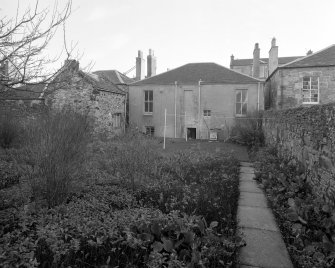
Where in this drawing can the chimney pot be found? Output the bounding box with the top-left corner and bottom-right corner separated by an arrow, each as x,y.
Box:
230,54 -> 235,69
271,37 -> 276,47
269,37 -> 278,75
307,49 -> 313,55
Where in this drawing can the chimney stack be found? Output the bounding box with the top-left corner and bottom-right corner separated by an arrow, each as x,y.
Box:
64,59 -> 79,72
252,43 -> 260,78
147,49 -> 156,78
307,49 -> 313,55
268,37 -> 278,75
136,50 -> 145,81
230,54 -> 234,69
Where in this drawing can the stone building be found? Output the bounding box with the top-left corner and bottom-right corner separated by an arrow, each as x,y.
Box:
264,44 -> 335,110
230,39 -> 302,79
129,62 -> 263,140
1,60 -> 128,136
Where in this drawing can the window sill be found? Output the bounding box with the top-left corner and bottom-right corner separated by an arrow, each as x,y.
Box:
235,114 -> 247,117
143,113 -> 153,116
302,102 -> 319,105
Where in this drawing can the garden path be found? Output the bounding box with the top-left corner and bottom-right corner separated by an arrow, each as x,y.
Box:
237,162 -> 293,268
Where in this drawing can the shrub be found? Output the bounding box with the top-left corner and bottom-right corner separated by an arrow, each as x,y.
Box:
0,114 -> 21,148
94,128 -> 161,190
253,147 -> 335,268
18,108 -> 92,208
230,111 -> 264,149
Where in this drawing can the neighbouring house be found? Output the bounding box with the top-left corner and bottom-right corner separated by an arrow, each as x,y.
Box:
129,62 -> 263,140
264,43 -> 335,110
93,69 -> 135,125
230,39 -> 303,79
1,60 -> 128,136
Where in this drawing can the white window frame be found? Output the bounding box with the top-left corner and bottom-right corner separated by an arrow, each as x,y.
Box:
235,89 -> 248,117
302,76 -> 319,104
144,90 -> 153,114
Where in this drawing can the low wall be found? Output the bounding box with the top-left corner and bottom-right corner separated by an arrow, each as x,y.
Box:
263,104 -> 335,202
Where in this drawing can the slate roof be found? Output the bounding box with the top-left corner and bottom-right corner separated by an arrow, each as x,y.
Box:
131,62 -> 262,86
280,44 -> 335,69
0,84 -> 45,100
93,70 -> 134,84
231,56 -> 302,66
82,72 -> 126,94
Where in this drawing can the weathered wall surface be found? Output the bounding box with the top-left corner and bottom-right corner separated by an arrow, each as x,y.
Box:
263,104 -> 335,201
47,74 -> 125,136
265,66 -> 335,110
129,82 -> 263,139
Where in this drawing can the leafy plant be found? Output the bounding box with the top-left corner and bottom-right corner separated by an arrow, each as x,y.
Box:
253,147 -> 335,268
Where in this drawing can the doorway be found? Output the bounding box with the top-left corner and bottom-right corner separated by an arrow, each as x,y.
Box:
187,128 -> 196,139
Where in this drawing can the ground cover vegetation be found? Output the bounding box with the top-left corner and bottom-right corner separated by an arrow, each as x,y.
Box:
0,110 -> 244,267
252,147 -> 335,268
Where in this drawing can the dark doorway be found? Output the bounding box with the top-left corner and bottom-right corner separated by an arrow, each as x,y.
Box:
187,128 -> 196,139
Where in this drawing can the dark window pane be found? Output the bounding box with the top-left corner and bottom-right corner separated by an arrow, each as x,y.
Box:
149,90 -> 153,100
149,102 -> 153,112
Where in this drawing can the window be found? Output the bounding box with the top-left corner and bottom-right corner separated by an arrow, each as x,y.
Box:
203,110 -> 211,117
145,126 -> 154,136
236,89 -> 248,116
113,113 -> 121,128
302,76 -> 319,104
144,90 -> 153,113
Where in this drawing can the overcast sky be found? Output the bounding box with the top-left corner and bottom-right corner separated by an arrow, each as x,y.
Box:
2,0 -> 335,78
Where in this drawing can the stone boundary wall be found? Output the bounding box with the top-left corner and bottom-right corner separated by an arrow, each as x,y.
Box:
263,103 -> 335,202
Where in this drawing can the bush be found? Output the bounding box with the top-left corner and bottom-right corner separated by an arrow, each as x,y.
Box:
93,128 -> 161,190
0,114 -> 21,148
18,108 -> 92,208
253,147 -> 335,268
230,111 -> 264,149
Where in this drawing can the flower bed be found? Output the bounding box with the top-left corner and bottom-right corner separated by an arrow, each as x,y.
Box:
252,147 -> 335,268
0,139 -> 243,267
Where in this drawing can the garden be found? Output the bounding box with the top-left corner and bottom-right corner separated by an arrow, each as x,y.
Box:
252,147 -> 335,268
0,110 -> 244,267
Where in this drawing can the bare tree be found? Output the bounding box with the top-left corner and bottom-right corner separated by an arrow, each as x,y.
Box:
0,0 -> 73,89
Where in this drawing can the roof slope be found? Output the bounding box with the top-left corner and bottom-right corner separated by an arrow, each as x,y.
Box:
280,44 -> 335,68
232,56 -> 302,66
93,70 -> 134,84
131,62 -> 261,85
0,84 -> 45,100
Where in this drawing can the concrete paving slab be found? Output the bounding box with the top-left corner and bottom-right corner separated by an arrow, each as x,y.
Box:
240,162 -> 253,167
239,181 -> 263,194
237,206 -> 279,232
240,173 -> 255,181
238,228 -> 293,268
240,166 -> 255,174
239,192 -> 268,208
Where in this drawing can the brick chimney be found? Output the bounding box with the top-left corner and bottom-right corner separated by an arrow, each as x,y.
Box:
136,50 -> 145,81
230,55 -> 234,69
268,37 -> 278,75
147,49 -> 156,78
252,43 -> 260,78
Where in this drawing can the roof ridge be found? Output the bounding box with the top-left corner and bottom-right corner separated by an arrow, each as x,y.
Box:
130,64 -> 187,85
280,44 -> 335,68
214,63 -> 263,82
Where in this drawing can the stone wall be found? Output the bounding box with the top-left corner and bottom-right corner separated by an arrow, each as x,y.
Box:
47,73 -> 126,136
263,103 -> 335,201
265,66 -> 335,110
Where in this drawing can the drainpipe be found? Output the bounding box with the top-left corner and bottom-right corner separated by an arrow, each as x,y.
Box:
198,79 -> 202,139
257,82 -> 260,111
174,81 -> 177,138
